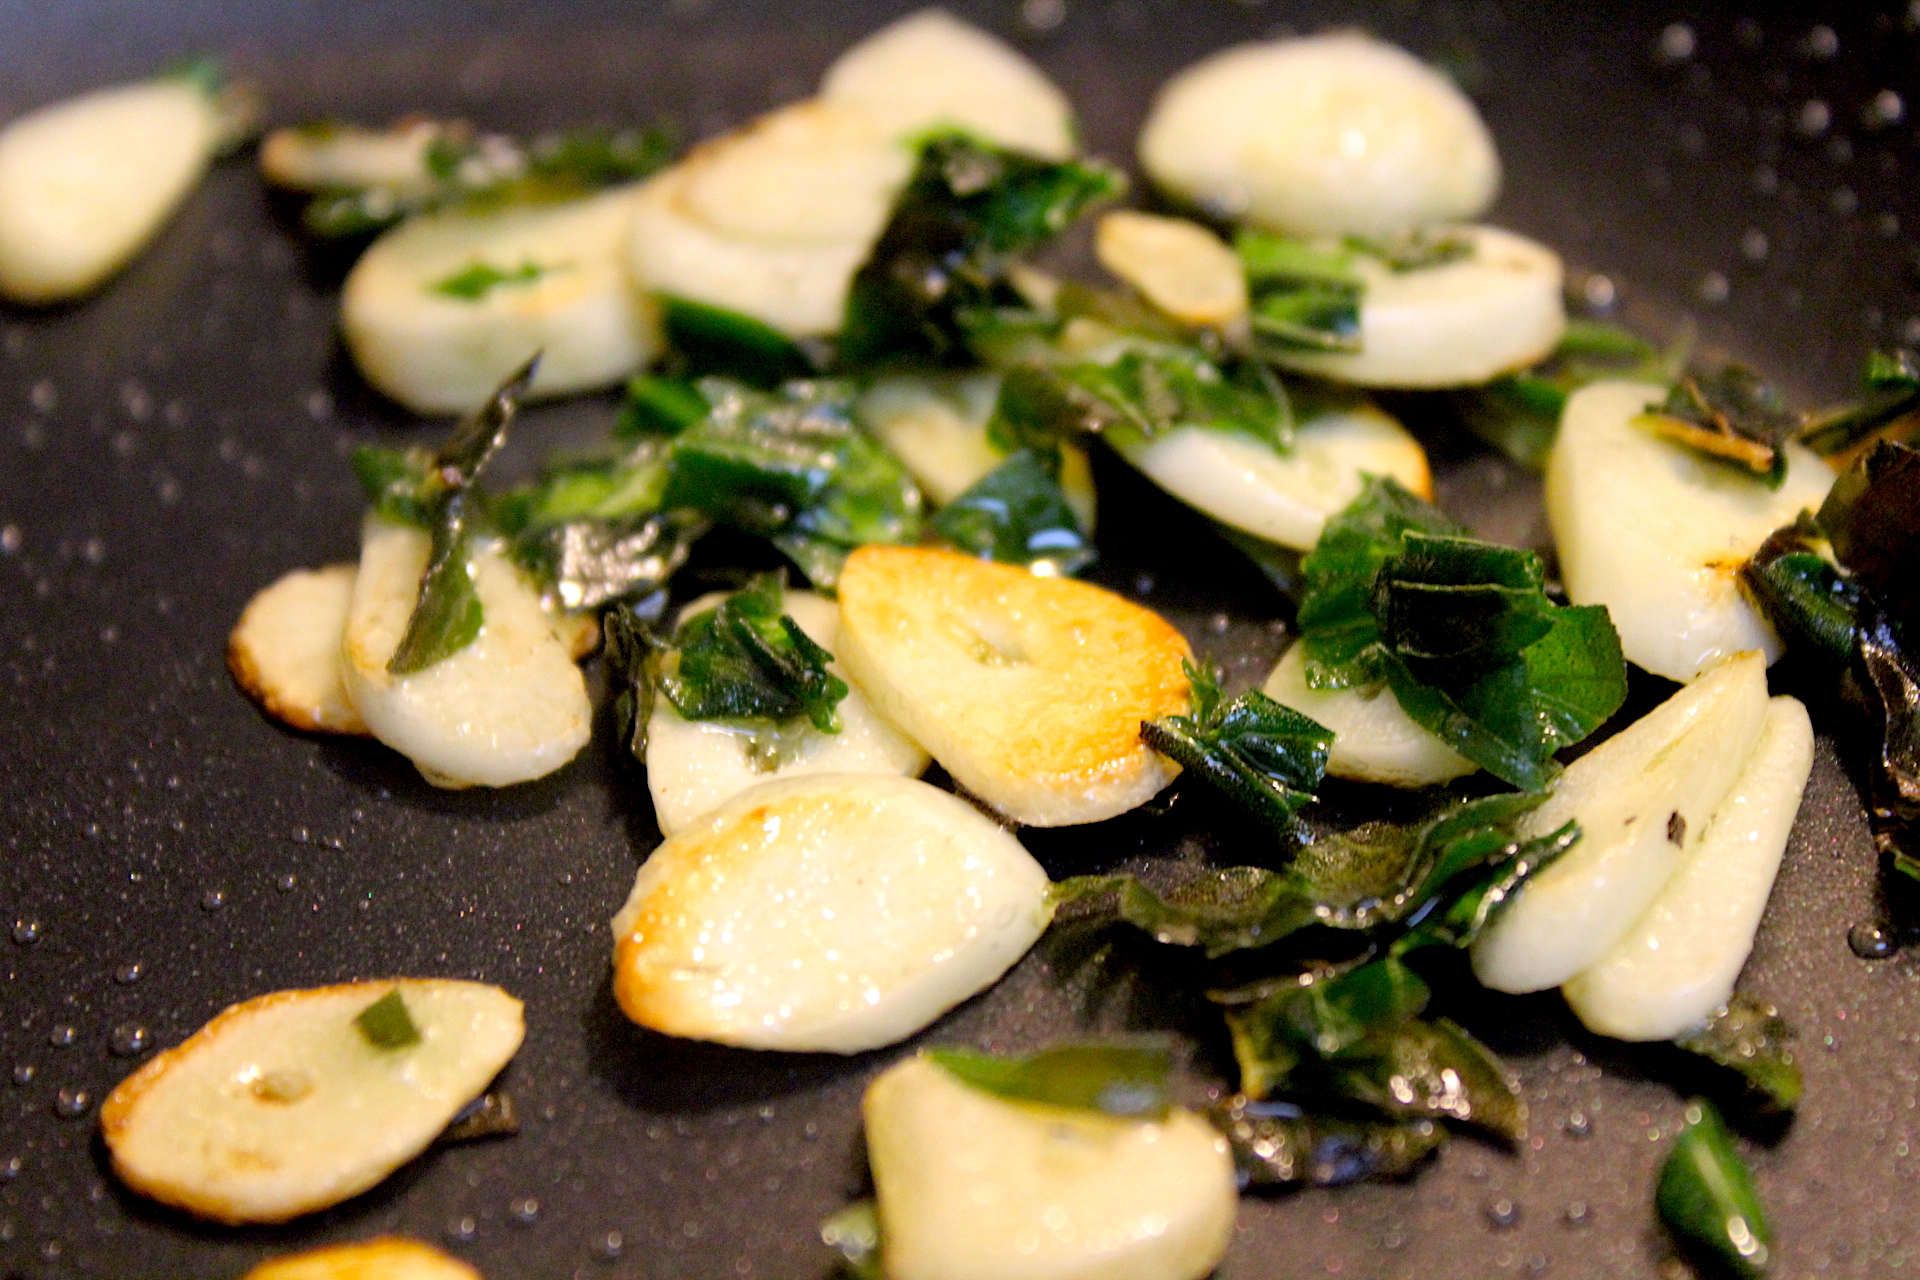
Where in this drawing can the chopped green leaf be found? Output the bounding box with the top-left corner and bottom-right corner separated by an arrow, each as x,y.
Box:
352,445 -> 436,528
840,132 -> 1123,367
928,448 -> 1093,574
658,294 -> 814,387
1856,609 -> 1920,883
1050,348 -> 1293,450
1331,1017 -> 1526,1140
1657,1098 -> 1773,1279
1225,956 -> 1431,1071
1450,319 -> 1672,470
1344,229 -> 1475,273
1211,1095 -> 1445,1186
603,601 -> 657,765
619,373 -> 712,438
654,572 -> 849,738
1798,347 -> 1920,457
1236,230 -> 1362,354
432,259 -> 550,300
1139,661 -> 1332,832
1637,365 -> 1796,487
927,1042 -> 1173,1120
821,1200 -> 883,1280
1675,997 -> 1801,1117
1739,517 -> 1860,668
354,988 -> 422,1050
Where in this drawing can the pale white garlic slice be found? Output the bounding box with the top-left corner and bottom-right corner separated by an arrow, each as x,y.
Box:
821,8 -> 1077,161
611,773 -> 1052,1053
1267,226 -> 1565,389
0,75 -> 228,303
644,589 -> 929,835
342,516 -> 590,789
1094,211 -> 1249,329
834,546 -> 1191,827
1261,642 -> 1475,787
229,564 -> 370,736
243,1237 -> 480,1280
1562,695 -> 1813,1041
1139,32 -> 1499,240
101,980 -> 523,1225
259,120 -> 446,194
1548,380 -> 1837,683
864,1055 -> 1237,1280
341,182 -> 659,414
855,371 -> 1097,532
1471,651 -> 1771,994
1104,397 -> 1429,551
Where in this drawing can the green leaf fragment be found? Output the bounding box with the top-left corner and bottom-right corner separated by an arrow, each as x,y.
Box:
432,259 -> 551,300
655,572 -> 849,736
386,498 -> 486,675
1797,346 -> 1920,457
1211,1095 -> 1445,1186
354,988 -> 422,1050
1451,320 -> 1671,470
929,448 -> 1093,574
1637,365 -> 1796,488
1675,997 -> 1801,1116
821,1200 -> 883,1280
1657,1098 -> 1774,1279
1330,1017 -> 1526,1140
1051,347 -> 1294,451
1140,661 -> 1331,833
1236,230 -> 1362,354
1225,956 -> 1431,1070
927,1042 -> 1173,1120
620,373 -> 712,438
658,294 -> 814,387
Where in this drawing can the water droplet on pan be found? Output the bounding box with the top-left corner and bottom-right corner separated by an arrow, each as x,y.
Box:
52,1087 -> 90,1118
510,1196 -> 541,1225
201,890 -> 226,911
47,1026 -> 76,1048
109,1025 -> 151,1057
1485,1198 -> 1521,1229
11,919 -> 40,945
115,962 -> 144,984
1849,922 -> 1896,958
446,1216 -> 478,1245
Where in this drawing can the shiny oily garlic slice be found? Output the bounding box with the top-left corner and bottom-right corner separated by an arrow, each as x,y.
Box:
611,773 -> 1052,1053
1261,642 -> 1474,787
856,371 -> 1097,532
1548,380 -> 1837,683
1268,225 -> 1566,389
0,74 -> 229,303
834,546 -> 1192,827
1563,695 -> 1813,1041
1094,211 -> 1248,329
1472,651 -> 1771,995
1138,31 -> 1499,240
101,980 -> 524,1225
242,1237 -> 480,1280
342,182 -> 659,414
229,564 -> 370,736
821,8 -> 1077,161
865,1056 -> 1237,1280
342,516 -> 590,788
644,589 -> 929,835
1104,397 -> 1430,552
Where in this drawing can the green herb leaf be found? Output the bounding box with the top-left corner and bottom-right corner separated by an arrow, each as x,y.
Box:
1055,348 -> 1293,450
1236,230 -> 1362,354
820,1200 -> 883,1280
354,988 -> 422,1050
352,445 -> 437,527
1739,516 -> 1860,668
432,259 -> 550,300
1225,956 -> 1432,1071
1450,320 -> 1671,470
1797,347 -> 1920,457
1331,1017 -> 1526,1140
1211,1095 -> 1445,1186
620,373 -> 712,438
1657,1098 -> 1774,1279
1344,229 -> 1475,273
1139,661 -> 1332,832
1856,608 -> 1920,883
655,572 -> 849,735
1675,997 -> 1801,1117
1637,365 -> 1797,487
927,1042 -> 1173,1120
603,601 -> 657,765
658,294 -> 814,388
928,448 -> 1093,574
840,132 -> 1123,368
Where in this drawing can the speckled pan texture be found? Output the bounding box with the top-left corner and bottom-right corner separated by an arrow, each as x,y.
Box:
0,2 -> 1917,1278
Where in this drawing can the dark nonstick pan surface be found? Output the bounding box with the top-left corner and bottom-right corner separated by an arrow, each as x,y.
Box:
2,3 -> 1918,1277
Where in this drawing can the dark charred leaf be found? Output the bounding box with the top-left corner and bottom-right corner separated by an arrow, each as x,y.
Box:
658,294 -> 815,387
1797,347 -> 1920,458
1050,867 -> 1330,959
603,601 -> 657,764
440,1090 -> 519,1143
1674,997 -> 1801,1117
655,572 -> 849,734
1740,521 -> 1860,669
1395,821 -> 1582,951
1331,1018 -> 1526,1140
1139,661 -> 1332,833
1450,319 -> 1673,469
1211,1095 -> 1445,1187
929,448 -> 1093,574
353,988 -> 422,1050
840,132 -> 1123,368
1236,230 -> 1362,354
513,510 -> 708,611
1657,1098 -> 1774,1279
820,1200 -> 882,1280
1818,440 -> 1920,639
927,1041 -> 1174,1119
1637,365 -> 1796,487
1856,608 -> 1920,882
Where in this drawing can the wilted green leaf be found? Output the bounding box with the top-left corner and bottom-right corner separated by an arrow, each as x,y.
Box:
1675,996 -> 1801,1117
654,572 -> 849,735
929,448 -> 1092,574
1139,661 -> 1332,832
928,1042 -> 1174,1120
1657,1098 -> 1774,1279
1211,1095 -> 1445,1186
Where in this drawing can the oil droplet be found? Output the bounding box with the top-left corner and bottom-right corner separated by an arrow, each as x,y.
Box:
276,874 -> 298,893
1741,229 -> 1769,261
1019,0 -> 1066,30
11,919 -> 40,945
116,962 -> 144,984
0,1156 -> 21,1181
1563,1110 -> 1592,1138
1563,1200 -> 1591,1226
1698,272 -> 1730,304
446,1216 -> 478,1245
109,1025 -> 151,1057
1485,1198 -> 1520,1229
201,890 -> 227,911
510,1196 -> 541,1225
0,525 -> 18,554
1523,1255 -> 1550,1277
1868,90 -> 1906,128
47,1026 -> 76,1048
1657,23 -> 1695,61
1804,24 -> 1839,58
1797,100 -> 1832,136
598,1230 -> 625,1260
10,1065 -> 33,1086
53,1086 -> 90,1118
1850,922 -> 1896,958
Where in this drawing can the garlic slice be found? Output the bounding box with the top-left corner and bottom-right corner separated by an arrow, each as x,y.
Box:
229,565 -> 370,736
243,1237 -> 480,1280
1261,642 -> 1475,787
1094,211 -> 1249,329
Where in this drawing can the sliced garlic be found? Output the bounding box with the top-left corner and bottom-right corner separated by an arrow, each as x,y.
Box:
341,182 -> 659,414
1094,211 -> 1248,328
1104,397 -> 1429,551
1261,642 -> 1475,787
229,564 -> 370,736
644,589 -> 929,835
1548,380 -> 1837,683
865,1056 -> 1237,1280
259,120 -> 445,194
1471,651 -> 1771,994
1562,695 -> 1814,1041
856,371 -> 1097,532
243,1237 -> 481,1280
1139,32 -> 1498,240
834,546 -> 1191,826
101,980 -> 523,1225
342,516 -> 590,789
0,75 -> 226,303
1267,225 -> 1565,389
611,773 -> 1052,1053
